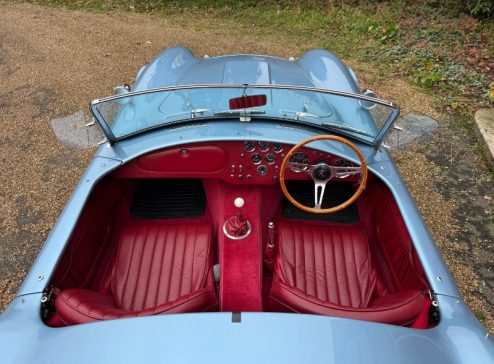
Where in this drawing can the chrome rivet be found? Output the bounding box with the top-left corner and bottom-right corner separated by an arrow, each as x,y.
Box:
40,296 -> 48,303
436,276 -> 443,282
100,163 -> 106,168
181,149 -> 188,155
37,275 -> 44,281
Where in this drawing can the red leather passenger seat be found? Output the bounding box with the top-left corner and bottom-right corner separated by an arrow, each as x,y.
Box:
56,223 -> 218,325
269,222 -> 425,325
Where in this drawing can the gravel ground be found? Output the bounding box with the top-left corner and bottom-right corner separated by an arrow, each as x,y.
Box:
0,2 -> 492,331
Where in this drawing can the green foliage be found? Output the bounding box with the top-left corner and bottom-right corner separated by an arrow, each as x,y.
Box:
467,0 -> 494,19
367,23 -> 400,43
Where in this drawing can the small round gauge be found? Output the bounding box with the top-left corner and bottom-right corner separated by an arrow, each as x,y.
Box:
334,158 -> 353,167
288,152 -> 309,172
333,158 -> 354,178
258,141 -> 270,152
289,152 -> 309,165
265,154 -> 276,165
257,165 -> 269,176
244,141 -> 255,152
272,143 -> 284,153
250,153 -> 262,164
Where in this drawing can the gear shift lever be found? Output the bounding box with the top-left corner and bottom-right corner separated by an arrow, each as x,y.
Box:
223,197 -> 252,239
234,197 -> 244,220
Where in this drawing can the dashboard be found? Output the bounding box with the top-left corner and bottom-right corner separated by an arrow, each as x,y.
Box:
114,140 -> 358,184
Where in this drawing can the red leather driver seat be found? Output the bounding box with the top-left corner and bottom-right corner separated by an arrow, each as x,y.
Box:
55,222 -> 218,325
269,222 -> 426,325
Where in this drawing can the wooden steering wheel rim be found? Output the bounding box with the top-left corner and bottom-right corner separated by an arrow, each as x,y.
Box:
279,135 -> 368,214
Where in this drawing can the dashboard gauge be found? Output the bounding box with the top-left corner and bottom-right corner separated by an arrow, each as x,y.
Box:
257,165 -> 268,176
244,141 -> 255,152
250,153 -> 262,164
333,158 -> 353,178
265,154 -> 276,165
272,143 -> 284,153
258,141 -> 270,152
334,158 -> 353,167
288,152 -> 309,172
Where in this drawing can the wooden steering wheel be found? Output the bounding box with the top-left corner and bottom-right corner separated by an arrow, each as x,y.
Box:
279,135 -> 368,214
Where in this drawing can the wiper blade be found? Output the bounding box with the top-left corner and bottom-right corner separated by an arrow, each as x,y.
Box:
321,122 -> 373,137
213,109 -> 265,116
214,109 -> 265,122
280,109 -> 322,120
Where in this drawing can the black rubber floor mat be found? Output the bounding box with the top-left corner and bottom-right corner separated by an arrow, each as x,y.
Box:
282,181 -> 359,223
131,179 -> 206,219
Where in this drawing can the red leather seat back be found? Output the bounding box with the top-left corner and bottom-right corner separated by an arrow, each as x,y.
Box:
113,223 -> 213,311
270,222 -> 426,325
53,221 -> 217,326
275,223 -> 376,308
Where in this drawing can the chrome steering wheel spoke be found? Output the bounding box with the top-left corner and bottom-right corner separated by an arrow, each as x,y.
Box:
287,161 -> 312,173
331,166 -> 362,178
314,181 -> 328,210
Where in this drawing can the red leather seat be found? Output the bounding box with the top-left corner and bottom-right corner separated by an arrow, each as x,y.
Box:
56,223 -> 218,325
269,222 -> 425,325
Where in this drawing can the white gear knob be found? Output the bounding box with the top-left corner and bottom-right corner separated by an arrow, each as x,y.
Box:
234,197 -> 244,208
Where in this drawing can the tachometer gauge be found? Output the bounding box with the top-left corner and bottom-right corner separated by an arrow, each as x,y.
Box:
244,141 -> 255,152
272,143 -> 284,153
251,153 -> 262,164
265,154 -> 276,165
258,141 -> 270,152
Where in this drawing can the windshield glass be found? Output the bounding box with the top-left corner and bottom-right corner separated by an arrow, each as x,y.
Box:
91,85 -> 399,145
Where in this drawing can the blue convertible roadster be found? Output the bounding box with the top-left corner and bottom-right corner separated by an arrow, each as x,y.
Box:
0,47 -> 492,363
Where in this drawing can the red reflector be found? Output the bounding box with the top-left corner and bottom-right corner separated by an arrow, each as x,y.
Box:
229,94 -> 267,110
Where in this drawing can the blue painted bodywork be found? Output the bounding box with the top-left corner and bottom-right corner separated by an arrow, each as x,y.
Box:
1,47 -> 493,363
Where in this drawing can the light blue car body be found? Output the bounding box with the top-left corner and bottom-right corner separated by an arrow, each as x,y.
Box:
0,47 -> 492,363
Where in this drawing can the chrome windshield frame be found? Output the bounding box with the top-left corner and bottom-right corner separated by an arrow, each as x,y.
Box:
90,84 -> 400,146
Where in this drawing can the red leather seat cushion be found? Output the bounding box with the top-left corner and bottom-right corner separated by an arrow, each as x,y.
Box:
56,222 -> 217,325
270,222 -> 425,325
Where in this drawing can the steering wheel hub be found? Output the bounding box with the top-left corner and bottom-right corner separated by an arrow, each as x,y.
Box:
312,164 -> 332,182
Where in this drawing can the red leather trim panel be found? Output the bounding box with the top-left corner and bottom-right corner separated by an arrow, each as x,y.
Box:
137,145 -> 228,172
365,182 -> 428,291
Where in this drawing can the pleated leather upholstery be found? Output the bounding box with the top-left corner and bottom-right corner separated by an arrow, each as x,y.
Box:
113,224 -> 213,311
275,222 -> 376,307
56,222 -> 217,325
270,222 -> 425,325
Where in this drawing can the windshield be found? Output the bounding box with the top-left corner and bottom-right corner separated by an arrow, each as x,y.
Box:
91,85 -> 399,145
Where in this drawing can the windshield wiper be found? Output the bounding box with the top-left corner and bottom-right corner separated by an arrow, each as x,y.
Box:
214,109 -> 265,122
280,109 -> 322,120
213,109 -> 265,116
321,122 -> 373,138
